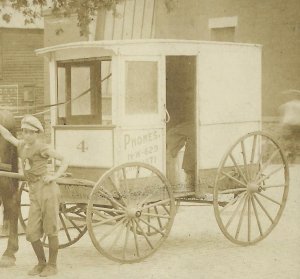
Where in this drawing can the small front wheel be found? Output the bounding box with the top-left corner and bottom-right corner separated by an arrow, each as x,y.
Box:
86,162 -> 176,263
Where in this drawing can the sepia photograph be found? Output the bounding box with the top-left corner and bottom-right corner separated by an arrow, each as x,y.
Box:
0,0 -> 299,278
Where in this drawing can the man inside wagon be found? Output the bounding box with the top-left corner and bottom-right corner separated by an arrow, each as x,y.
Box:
166,121 -> 195,191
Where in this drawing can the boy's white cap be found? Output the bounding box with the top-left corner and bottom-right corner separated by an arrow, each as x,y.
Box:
21,115 -> 44,132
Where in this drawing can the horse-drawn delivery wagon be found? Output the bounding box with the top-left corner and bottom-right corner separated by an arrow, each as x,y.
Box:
2,40 -> 289,263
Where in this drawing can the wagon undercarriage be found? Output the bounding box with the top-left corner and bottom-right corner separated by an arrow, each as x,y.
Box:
16,130 -> 289,263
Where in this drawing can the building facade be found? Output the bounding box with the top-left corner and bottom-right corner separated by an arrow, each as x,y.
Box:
0,16 -> 44,134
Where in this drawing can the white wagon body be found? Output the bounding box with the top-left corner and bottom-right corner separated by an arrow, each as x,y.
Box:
37,39 -> 261,194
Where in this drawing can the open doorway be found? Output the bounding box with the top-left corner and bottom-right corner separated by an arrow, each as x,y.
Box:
166,56 -> 197,192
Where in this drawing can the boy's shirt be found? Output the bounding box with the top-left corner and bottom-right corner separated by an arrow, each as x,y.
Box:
18,140 -> 50,182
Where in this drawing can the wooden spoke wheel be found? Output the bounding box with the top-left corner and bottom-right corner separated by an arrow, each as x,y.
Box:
214,131 -> 289,245
18,182 -> 87,249
86,162 -> 176,263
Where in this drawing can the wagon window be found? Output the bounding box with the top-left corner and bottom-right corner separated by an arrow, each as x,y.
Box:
56,59 -> 112,125
71,66 -> 91,115
125,61 -> 158,114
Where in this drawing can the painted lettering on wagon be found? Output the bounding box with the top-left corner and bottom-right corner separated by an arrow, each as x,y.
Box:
123,130 -> 160,165
124,130 -> 159,150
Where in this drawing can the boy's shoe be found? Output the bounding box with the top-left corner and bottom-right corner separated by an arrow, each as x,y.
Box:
28,264 -> 46,276
39,264 -> 58,277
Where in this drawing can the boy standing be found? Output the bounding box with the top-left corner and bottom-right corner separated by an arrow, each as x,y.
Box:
0,115 -> 68,277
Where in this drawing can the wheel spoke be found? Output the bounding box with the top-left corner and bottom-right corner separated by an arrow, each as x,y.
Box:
141,212 -> 171,219
99,218 -> 127,242
68,217 -> 84,233
256,192 -> 281,206
147,208 -> 150,234
235,195 -> 248,239
63,205 -> 78,213
138,187 -> 166,207
142,199 -> 171,211
65,215 -> 86,222
219,187 -> 247,194
131,220 -> 140,257
154,206 -> 163,230
251,196 -> 263,236
122,168 -> 130,201
162,204 -> 170,215
248,196 -> 251,242
253,195 -> 274,223
139,217 -> 165,236
250,135 -> 257,164
255,144 -> 264,169
92,208 -> 112,218
93,206 -> 125,214
261,184 -> 286,189
122,221 -> 130,260
91,209 -> 115,219
108,220 -> 127,253
221,171 -> 247,188
134,219 -> 153,249
225,194 -> 247,229
73,211 -> 86,219
95,187 -> 126,210
241,140 -> 249,180
229,153 -> 248,184
220,192 -> 246,214
59,213 -> 72,242
256,166 -> 284,184
255,149 -> 280,180
108,176 -> 127,206
92,213 -> 126,226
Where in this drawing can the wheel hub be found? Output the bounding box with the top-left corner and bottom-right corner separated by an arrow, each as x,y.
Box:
126,207 -> 141,218
247,181 -> 260,193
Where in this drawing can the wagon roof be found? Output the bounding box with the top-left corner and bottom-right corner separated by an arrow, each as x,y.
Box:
36,39 -> 262,58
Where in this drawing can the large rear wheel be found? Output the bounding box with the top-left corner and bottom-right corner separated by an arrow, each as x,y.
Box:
214,131 -> 289,245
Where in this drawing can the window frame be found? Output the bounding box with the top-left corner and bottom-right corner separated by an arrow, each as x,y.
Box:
56,57 -> 111,125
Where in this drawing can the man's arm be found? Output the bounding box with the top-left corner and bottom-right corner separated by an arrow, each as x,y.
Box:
0,125 -> 19,147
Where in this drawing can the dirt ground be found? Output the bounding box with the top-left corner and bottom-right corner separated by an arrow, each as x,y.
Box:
1,165 -> 300,279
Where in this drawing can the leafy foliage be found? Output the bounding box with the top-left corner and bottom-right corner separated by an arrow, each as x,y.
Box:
0,0 -> 177,36
0,0 -> 122,36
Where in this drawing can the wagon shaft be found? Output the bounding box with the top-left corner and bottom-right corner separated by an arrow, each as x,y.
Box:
0,162 -> 12,172
0,170 -> 24,180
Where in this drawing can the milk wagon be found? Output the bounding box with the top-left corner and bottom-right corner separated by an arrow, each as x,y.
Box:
13,40 -> 288,263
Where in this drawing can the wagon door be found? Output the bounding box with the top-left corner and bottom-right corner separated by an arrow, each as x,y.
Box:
196,44 -> 262,197
117,56 -> 166,172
